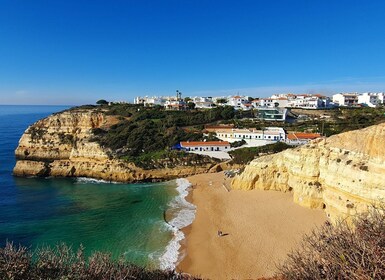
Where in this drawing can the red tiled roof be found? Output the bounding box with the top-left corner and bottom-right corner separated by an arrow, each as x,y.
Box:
287,133 -> 322,140
180,141 -> 230,147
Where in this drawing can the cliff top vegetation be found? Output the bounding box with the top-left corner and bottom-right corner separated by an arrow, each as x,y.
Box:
82,103 -> 235,167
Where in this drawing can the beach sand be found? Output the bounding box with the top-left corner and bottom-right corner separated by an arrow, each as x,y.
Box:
177,172 -> 326,279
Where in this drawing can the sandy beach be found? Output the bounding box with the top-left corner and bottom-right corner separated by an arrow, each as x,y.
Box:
177,172 -> 327,279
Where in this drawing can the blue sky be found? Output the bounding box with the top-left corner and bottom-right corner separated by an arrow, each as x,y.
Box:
1,0 -> 385,105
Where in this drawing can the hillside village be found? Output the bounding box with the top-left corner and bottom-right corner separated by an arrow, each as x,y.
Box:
125,91 -> 384,158
134,91 -> 385,108
131,91 -> 385,122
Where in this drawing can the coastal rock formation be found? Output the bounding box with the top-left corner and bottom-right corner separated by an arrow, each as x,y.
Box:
13,108 -> 217,182
231,123 -> 385,221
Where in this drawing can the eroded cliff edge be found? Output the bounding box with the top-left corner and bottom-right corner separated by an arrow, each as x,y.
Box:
231,123 -> 385,221
13,108 -> 219,182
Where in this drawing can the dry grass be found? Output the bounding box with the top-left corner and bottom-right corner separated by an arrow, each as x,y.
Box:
278,207 -> 385,280
0,242 -> 199,280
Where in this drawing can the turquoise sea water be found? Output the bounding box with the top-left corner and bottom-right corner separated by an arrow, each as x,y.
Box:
0,105 -> 193,269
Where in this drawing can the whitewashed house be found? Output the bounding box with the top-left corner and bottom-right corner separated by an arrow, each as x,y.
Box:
144,97 -> 166,107
164,100 -> 188,110
180,141 -> 230,151
251,99 -> 260,108
258,98 -> 275,108
287,94 -> 330,109
195,101 -> 215,109
374,92 -> 385,104
272,97 -> 289,108
358,92 -> 380,107
134,97 -> 146,104
191,97 -> 215,109
212,96 -> 229,105
228,95 -> 249,110
332,93 -> 359,107
215,127 -> 286,142
240,103 -> 253,111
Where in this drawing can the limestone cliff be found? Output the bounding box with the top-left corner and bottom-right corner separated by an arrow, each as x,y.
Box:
231,123 -> 385,221
13,108 -> 218,182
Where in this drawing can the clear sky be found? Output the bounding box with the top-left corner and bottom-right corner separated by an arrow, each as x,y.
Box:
1,0 -> 385,105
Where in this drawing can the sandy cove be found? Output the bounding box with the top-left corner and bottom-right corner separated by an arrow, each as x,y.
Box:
177,172 -> 327,279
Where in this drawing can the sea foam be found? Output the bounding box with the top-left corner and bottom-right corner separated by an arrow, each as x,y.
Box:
75,177 -> 122,184
159,178 -> 196,270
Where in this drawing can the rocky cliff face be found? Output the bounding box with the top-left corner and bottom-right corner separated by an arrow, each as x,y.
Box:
13,108 -> 217,182
231,123 -> 385,221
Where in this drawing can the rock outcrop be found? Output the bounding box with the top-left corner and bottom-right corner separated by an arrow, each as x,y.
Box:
231,123 -> 385,221
13,108 -> 217,182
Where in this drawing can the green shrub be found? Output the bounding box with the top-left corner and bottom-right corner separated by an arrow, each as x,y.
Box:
230,139 -> 246,148
229,142 -> 292,164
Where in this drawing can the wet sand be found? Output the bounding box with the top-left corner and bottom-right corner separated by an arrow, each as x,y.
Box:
177,172 -> 326,279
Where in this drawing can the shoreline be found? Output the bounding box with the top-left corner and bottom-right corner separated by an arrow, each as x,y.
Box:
177,171 -> 327,279
159,178 -> 196,270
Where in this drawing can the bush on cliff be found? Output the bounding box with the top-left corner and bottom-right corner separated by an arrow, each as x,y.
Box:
0,242 -> 198,280
278,207 -> 385,280
229,142 -> 292,164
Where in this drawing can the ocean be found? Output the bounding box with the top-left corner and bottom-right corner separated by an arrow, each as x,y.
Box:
0,105 -> 195,269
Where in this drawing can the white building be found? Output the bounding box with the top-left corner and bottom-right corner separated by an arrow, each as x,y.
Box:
250,99 -> 260,108
192,97 -> 215,109
286,132 -> 322,145
272,97 -> 289,108
257,97 -> 289,108
134,97 -> 146,104
240,103 -> 253,111
215,127 -> 286,142
191,96 -> 212,103
332,93 -> 359,107
258,98 -> 276,108
195,101 -> 215,109
180,141 -> 230,151
228,95 -> 250,110
164,100 -> 188,110
358,92 -> 380,107
212,96 -> 229,105
374,92 -> 385,104
287,94 -> 331,109
144,97 -> 167,107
